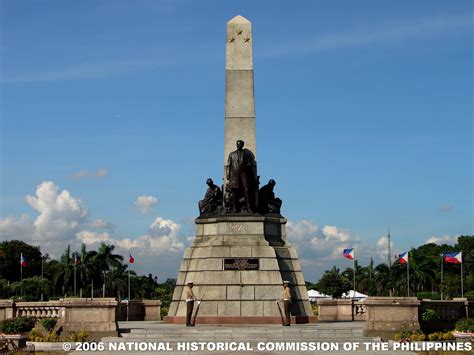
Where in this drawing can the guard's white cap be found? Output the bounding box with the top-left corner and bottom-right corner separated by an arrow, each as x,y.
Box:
187,280 -> 194,284
283,280 -> 289,284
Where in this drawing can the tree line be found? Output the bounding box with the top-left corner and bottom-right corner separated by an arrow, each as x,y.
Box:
308,235 -> 474,299
0,240 -> 174,303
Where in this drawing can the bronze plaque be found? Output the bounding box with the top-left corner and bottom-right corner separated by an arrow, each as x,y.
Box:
223,258 -> 259,270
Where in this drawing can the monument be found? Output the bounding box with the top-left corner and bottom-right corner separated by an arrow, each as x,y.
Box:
165,15 -> 313,324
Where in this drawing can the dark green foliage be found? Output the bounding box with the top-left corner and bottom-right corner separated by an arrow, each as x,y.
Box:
39,318 -> 57,332
0,317 -> 36,334
0,241 -> 41,282
155,279 -> 176,317
455,318 -> 474,333
312,235 -> 473,298
315,266 -> 351,299
422,309 -> 439,321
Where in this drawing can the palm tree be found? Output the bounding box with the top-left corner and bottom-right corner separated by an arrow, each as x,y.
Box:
342,261 -> 368,293
95,243 -> 123,270
74,244 -> 98,297
374,263 -> 394,296
54,246 -> 74,296
105,263 -> 130,299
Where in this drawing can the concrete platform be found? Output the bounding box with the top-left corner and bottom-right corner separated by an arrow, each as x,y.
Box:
67,321 -> 415,354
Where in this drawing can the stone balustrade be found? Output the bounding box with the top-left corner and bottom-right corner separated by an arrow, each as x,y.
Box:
0,298 -> 119,336
15,301 -> 63,318
317,299 -> 366,321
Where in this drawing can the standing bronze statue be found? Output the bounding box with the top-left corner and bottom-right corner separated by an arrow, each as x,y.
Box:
198,178 -> 222,216
226,140 -> 258,213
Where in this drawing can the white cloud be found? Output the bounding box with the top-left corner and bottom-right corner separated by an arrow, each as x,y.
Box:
25,181 -> 88,243
70,169 -> 108,180
76,217 -> 185,256
88,219 -> 115,229
0,214 -> 34,241
426,235 -> 459,245
287,220 -> 361,263
376,235 -> 395,264
1,180 -> 188,279
76,230 -> 113,245
134,195 -> 158,214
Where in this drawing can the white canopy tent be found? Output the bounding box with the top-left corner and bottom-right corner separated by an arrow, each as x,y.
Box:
307,289 -> 331,302
341,290 -> 368,300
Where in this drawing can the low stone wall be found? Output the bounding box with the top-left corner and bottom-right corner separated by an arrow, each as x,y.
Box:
364,297 -> 420,337
317,299 -> 366,321
116,300 -> 162,321
59,298 -> 118,332
0,300 -> 14,321
0,298 -> 118,335
143,300 -> 162,321
419,298 -> 469,332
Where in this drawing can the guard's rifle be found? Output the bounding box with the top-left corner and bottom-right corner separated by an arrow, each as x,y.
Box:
192,291 -> 205,326
276,300 -> 285,325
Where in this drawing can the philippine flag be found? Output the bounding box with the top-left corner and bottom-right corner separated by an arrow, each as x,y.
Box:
343,248 -> 354,260
444,252 -> 462,264
129,254 -> 135,264
399,251 -> 409,264
20,253 -> 27,267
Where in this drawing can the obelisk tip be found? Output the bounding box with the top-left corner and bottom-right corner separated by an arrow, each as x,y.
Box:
228,15 -> 251,25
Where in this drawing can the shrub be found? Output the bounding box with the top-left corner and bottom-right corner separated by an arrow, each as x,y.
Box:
421,309 -> 439,322
409,330 -> 425,341
455,318 -> 474,333
442,331 -> 455,340
69,330 -> 89,342
28,329 -> 44,342
427,331 -> 456,341
428,331 -> 443,341
0,316 -> 36,334
394,330 -> 412,341
39,318 -> 57,332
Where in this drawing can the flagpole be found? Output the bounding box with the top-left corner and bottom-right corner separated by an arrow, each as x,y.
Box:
460,257 -> 463,298
127,252 -> 131,322
440,254 -> 443,301
20,252 -> 23,298
407,254 -> 410,297
353,258 -> 356,300
74,256 -> 77,297
38,246 -> 44,301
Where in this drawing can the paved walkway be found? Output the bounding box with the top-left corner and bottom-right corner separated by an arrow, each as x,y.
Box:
68,321 -> 415,354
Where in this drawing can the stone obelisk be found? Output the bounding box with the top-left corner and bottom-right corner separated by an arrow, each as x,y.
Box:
165,15 -> 313,324
224,15 -> 256,183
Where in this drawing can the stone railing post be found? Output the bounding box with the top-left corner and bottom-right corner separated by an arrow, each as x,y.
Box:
364,297 -> 420,337
143,300 -> 162,321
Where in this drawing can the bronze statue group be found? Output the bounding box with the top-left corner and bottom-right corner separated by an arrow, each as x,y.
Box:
191,140 -> 290,326
199,140 -> 282,216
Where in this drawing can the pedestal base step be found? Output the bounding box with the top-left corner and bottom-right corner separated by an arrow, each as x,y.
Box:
164,316 -> 318,325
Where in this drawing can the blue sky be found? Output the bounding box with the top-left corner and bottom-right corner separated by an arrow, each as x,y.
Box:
0,0 -> 472,281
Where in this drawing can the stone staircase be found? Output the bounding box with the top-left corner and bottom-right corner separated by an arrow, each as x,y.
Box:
76,321 -> 396,354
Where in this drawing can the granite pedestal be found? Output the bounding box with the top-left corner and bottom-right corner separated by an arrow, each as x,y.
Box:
165,215 -> 314,324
